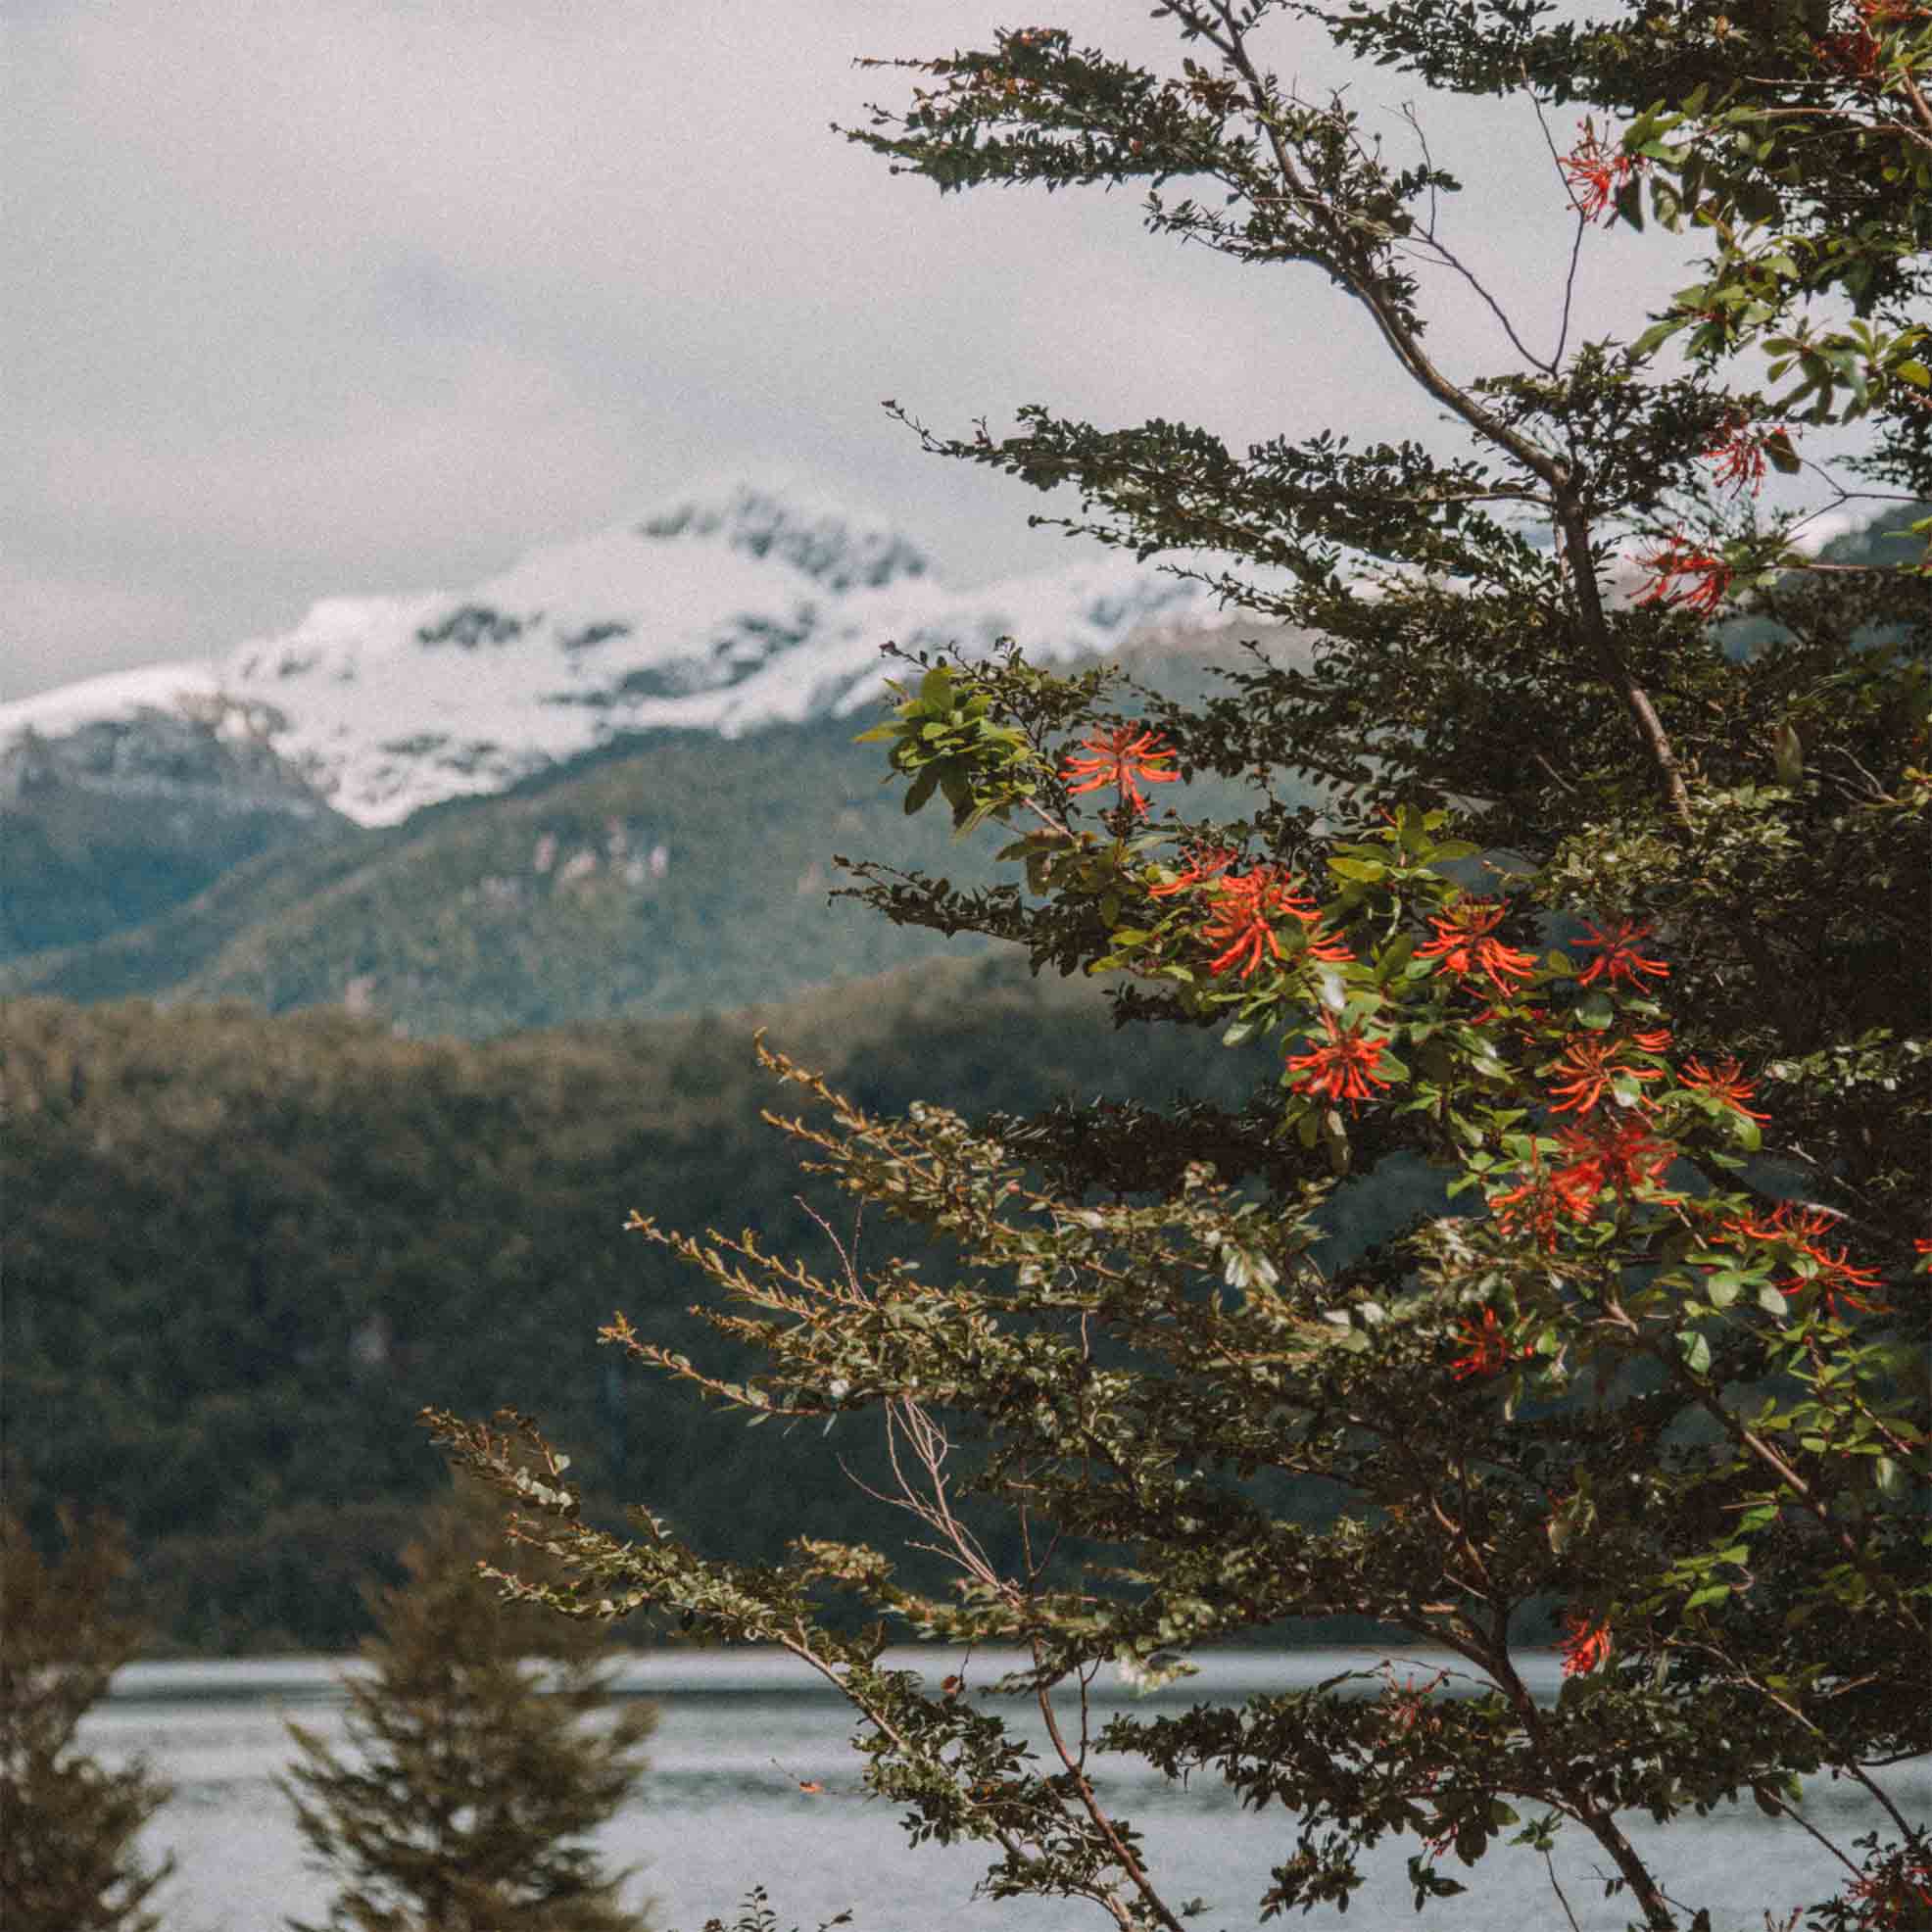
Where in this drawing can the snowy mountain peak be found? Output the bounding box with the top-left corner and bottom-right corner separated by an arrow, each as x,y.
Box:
2,479 -> 1209,827
634,480 -> 933,593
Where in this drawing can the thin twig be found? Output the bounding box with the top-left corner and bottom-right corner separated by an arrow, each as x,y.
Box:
1402,102 -> 1557,373
1544,1849 -> 1585,1932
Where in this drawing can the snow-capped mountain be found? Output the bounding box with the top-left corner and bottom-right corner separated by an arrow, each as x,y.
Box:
1,481 -> 1211,828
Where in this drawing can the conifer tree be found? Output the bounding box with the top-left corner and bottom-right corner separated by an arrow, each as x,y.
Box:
281,1482 -> 655,1932
0,1497 -> 173,1932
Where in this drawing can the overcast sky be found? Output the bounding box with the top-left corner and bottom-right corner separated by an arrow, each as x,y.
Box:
5,0 -> 1709,703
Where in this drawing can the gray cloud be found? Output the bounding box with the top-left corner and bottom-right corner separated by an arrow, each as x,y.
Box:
5,0 -> 1701,700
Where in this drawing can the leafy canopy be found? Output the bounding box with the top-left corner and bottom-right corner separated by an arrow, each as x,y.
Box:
436,5 -> 1930,1930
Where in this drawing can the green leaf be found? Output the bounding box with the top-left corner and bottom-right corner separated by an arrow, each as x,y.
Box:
1631,316 -> 1689,359
1377,932 -> 1417,983
1577,991 -> 1616,1031
1707,1272 -> 1743,1310
1681,1329 -> 1712,1376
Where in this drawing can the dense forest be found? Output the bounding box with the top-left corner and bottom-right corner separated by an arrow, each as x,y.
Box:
2,960 -> 1439,1653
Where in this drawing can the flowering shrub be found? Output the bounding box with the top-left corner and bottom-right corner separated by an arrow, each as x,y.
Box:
436,6 -> 1929,1930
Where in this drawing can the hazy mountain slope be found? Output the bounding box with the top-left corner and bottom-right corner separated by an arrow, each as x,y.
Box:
0,708 -> 351,957
5,636 -> 1290,1036
1,713 -> 983,1033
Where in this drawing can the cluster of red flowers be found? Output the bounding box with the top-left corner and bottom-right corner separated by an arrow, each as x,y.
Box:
1414,896 -> 1538,997
1845,1848 -> 1932,1930
1285,1012 -> 1393,1108
1062,726 -> 1180,815
1720,1202 -> 1889,1315
1679,1054 -> 1770,1121
1198,868 -> 1334,979
1815,24 -> 1887,74
1545,1036 -> 1665,1116
1151,850 -> 1352,981
1558,1117 -> 1680,1205
1491,1117 -> 1680,1247
1558,1609 -> 1613,1677
1574,918 -> 1670,989
1448,1306 -> 1529,1381
1490,1147 -> 1597,1252
1635,537 -> 1735,614
1561,123 -> 1639,222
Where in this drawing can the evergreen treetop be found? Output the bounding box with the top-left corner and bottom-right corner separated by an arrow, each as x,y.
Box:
282,1484 -> 655,1932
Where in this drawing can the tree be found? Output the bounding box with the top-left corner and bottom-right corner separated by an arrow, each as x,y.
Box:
0,1497 -> 173,1932
281,1482 -> 655,1932
433,5 -> 1930,1928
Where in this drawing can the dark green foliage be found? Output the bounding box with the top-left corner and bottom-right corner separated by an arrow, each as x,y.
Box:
0,1499 -> 172,1932
282,1483 -> 654,1932
5,951 -> 1383,1650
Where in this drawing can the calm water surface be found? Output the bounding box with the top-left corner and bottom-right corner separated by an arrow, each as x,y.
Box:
86,1649 -> 1917,1932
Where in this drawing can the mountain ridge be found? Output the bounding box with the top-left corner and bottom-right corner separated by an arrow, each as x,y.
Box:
0,477 -> 1216,829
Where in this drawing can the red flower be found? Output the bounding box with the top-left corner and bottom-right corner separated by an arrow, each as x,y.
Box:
1415,897 -> 1538,997
1914,1237 -> 1932,1277
1554,1117 -> 1680,1205
1448,1307 -> 1520,1381
1561,122 -> 1638,223
1545,1037 -> 1664,1116
1062,726 -> 1180,815
1285,1012 -> 1395,1109
1725,1202 -> 1888,1314
1702,416 -> 1781,498
1302,919 -> 1356,966
1148,844 -> 1238,898
1490,1143 -> 1597,1251
1631,1027 -> 1674,1053
1492,1173 -> 1585,1251
1845,1852 -> 1932,1930
1814,26 -> 1885,74
1679,1055 -> 1770,1122
1559,1610 -> 1612,1677
1199,868 -> 1320,979
1636,537 -> 1734,614
1574,919 -> 1669,990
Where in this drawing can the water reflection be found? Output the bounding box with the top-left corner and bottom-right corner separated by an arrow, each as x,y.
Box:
86,1649 -> 1915,1932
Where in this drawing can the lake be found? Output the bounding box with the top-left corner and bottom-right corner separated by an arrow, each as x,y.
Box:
86,1648 -> 1915,1932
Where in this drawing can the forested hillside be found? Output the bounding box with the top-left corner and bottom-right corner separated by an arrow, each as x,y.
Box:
2,643 -> 1270,1037
2,963 -> 1439,1653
